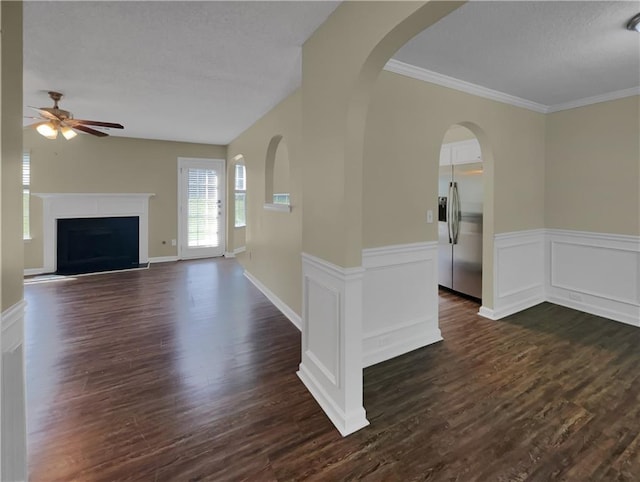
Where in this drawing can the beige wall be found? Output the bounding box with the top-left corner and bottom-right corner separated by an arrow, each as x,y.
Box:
443,124 -> 476,144
2,1 -> 23,310
23,129 -> 226,269
228,90 -> 302,315
363,71 -> 546,307
546,96 -> 640,236
364,70 -> 546,245
272,139 -> 291,196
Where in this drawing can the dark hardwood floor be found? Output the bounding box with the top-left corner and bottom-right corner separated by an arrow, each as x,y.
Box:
25,259 -> 640,481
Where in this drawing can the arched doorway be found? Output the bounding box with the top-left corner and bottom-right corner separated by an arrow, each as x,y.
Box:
438,123 -> 488,302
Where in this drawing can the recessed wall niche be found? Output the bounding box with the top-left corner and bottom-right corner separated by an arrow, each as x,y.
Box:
264,135 -> 291,212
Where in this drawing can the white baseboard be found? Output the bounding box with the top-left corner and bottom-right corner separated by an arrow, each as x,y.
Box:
479,295 -> 546,320
24,268 -> 48,276
148,256 -> 179,264
224,246 -> 246,258
2,300 -> 27,353
363,318 -> 442,367
297,364 -> 369,437
243,271 -> 301,331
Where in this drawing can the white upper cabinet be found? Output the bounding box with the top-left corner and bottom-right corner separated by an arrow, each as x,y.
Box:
439,139 -> 482,166
439,146 -> 452,166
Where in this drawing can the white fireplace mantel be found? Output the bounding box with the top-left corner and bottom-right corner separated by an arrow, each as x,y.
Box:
33,193 -> 155,273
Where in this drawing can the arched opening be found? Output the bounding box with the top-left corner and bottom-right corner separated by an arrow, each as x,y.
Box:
265,134 -> 291,208
438,123 -> 488,302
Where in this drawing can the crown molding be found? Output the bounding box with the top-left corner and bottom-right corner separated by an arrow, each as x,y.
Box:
383,59 -> 640,115
546,86 -> 640,113
383,59 -> 548,113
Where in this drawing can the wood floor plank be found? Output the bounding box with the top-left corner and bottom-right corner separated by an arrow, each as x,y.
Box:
25,258 -> 640,481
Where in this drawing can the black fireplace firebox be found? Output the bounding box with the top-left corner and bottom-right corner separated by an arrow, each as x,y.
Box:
56,216 -> 140,275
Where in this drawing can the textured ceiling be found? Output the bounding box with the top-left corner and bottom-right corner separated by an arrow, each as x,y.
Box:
24,1 -> 640,145
393,1 -> 640,106
23,1 -> 340,145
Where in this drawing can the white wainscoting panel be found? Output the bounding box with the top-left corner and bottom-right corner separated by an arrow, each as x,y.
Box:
1,300 -> 26,354
362,242 -> 442,367
33,193 -> 154,273
298,253 -> 369,437
1,301 -> 27,482
546,230 -> 640,326
480,230 -> 546,320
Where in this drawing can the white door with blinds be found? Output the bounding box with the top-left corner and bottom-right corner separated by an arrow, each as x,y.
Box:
178,158 -> 226,259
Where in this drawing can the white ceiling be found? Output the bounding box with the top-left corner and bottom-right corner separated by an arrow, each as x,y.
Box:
394,1 -> 640,107
23,1 -> 340,145
23,1 -> 640,145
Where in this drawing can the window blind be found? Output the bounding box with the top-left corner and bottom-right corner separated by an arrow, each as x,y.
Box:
23,152 -> 30,239
187,167 -> 219,247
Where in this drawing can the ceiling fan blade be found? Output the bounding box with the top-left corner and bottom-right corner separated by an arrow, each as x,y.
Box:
28,106 -> 60,121
71,124 -> 109,137
67,119 -> 124,129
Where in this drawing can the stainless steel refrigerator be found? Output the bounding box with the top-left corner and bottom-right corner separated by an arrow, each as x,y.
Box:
438,161 -> 483,299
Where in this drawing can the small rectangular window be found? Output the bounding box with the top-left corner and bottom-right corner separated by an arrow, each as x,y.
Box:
273,193 -> 290,205
23,152 -> 31,240
235,164 -> 246,227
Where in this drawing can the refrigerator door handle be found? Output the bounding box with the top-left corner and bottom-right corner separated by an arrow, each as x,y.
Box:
447,182 -> 454,243
452,182 -> 460,245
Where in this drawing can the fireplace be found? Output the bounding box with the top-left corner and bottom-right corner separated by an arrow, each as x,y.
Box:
56,216 -> 140,275
33,193 -> 154,274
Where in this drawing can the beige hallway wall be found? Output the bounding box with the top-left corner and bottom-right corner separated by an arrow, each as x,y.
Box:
2,0 -> 24,311
227,90 -> 303,315
546,96 -> 640,236
23,129 -> 226,269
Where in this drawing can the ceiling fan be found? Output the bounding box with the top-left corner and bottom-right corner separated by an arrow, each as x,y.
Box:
27,91 -> 124,140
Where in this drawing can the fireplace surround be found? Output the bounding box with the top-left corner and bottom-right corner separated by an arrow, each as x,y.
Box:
33,193 -> 154,274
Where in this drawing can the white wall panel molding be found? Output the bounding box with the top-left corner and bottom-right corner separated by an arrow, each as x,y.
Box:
244,270 -> 301,331
2,303 -> 28,481
362,242 -> 442,367
33,193 -> 155,274
482,230 -> 546,319
546,229 -> 640,327
480,229 -> 639,326
1,300 -> 26,354
298,253 -> 369,437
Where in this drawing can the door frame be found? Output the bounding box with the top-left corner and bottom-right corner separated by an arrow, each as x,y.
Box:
177,157 -> 226,260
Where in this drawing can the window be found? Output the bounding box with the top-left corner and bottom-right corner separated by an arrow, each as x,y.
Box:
234,164 -> 246,227
187,167 -> 220,247
272,193 -> 290,205
23,151 -> 30,239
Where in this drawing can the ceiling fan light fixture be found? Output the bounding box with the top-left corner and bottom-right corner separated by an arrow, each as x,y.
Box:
36,121 -> 58,139
61,126 -> 77,140
627,13 -> 640,32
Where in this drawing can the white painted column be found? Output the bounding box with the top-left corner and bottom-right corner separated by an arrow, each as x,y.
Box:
297,253 -> 369,436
